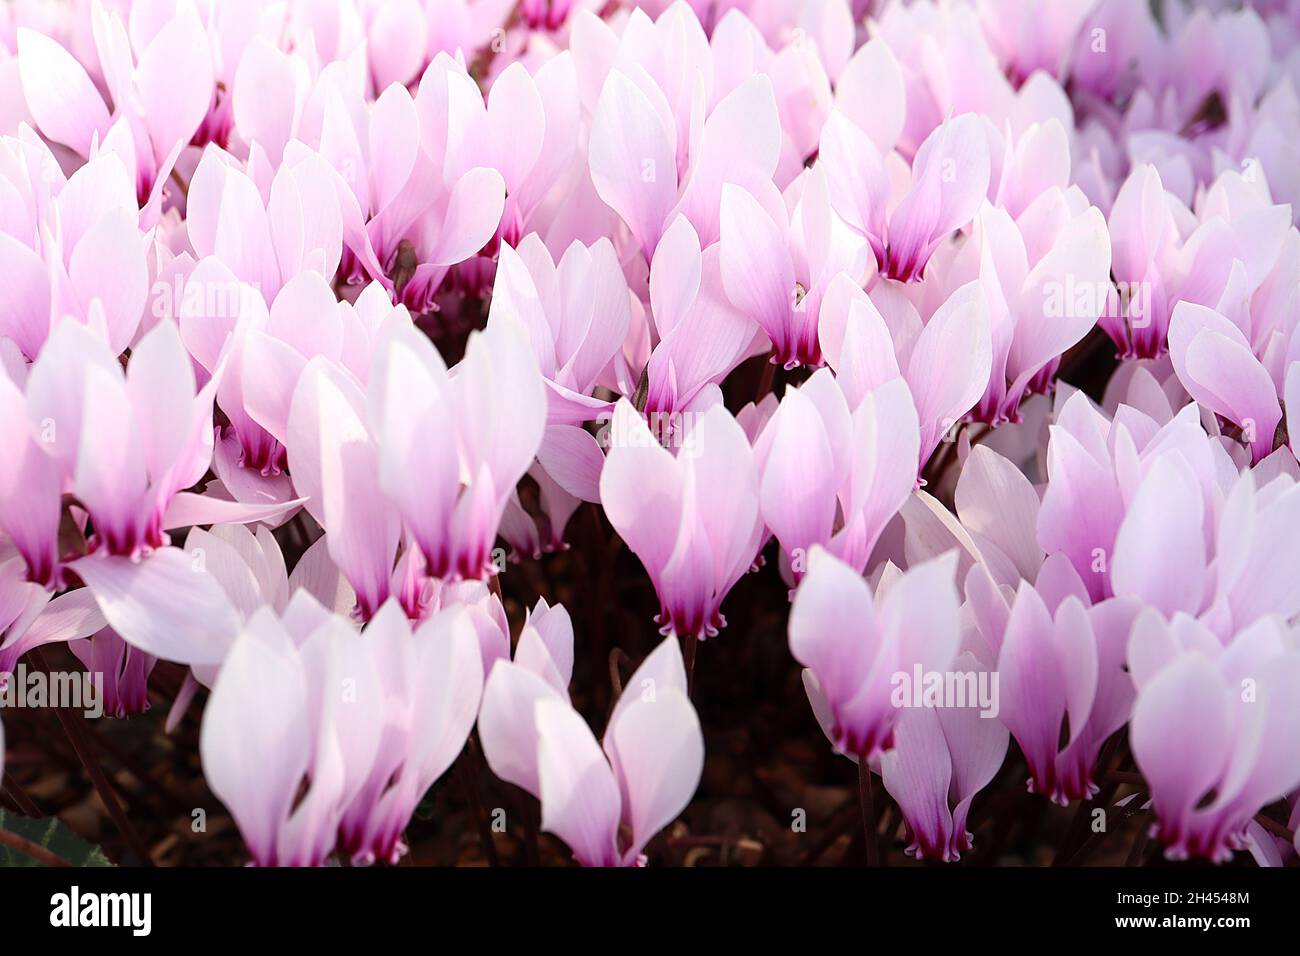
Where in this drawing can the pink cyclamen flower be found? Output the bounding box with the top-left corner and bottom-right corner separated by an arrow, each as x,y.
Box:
599,398 -> 762,639
1102,165 -> 1292,358
257,56 -> 506,310
455,55 -> 579,245
334,602 -> 485,864
588,58 -> 781,261
975,0 -> 1099,86
790,546 -> 961,760
285,357 -> 400,620
284,312 -> 544,615
419,577 -> 511,678
1128,609 -> 1300,862
1035,389 -> 1216,603
718,164 -> 869,368
871,2 -> 1014,154
0,145 -> 148,360
0,318 -> 219,583
995,589 -> 1141,803
202,599 -> 482,866
185,144 -> 345,306
483,231 -> 623,541
1168,300 -> 1282,463
820,111 -> 992,283
17,2 -> 214,209
819,276 -> 993,466
755,371 -> 919,578
1039,392 -> 1300,636
187,269 -> 408,508
380,58 -> 508,308
453,588 -> 572,702
639,215 -> 761,418
489,233 -> 629,427
70,628 -> 156,719
1109,456 -> 1300,635
880,651 -> 1009,862
368,313 -> 547,584
479,634 -> 703,866
926,189 -> 1112,423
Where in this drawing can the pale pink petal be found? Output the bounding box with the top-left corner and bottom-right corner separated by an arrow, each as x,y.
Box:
607,688 -> 703,863
71,548 -> 240,666
1111,454 -> 1207,617
789,546 -> 877,715
199,610 -> 308,866
1130,655 -> 1234,848
589,70 -> 677,259
995,582 -> 1066,797
906,284 -> 992,461
428,167 -> 506,266
1168,302 -> 1281,461
68,209 -> 148,355
408,607 -> 484,788
759,388 -> 836,562
0,233 -> 52,360
535,698 -> 623,867
954,446 -> 1041,582
286,535 -> 356,617
599,399 -> 683,579
134,6 -> 215,168
232,36 -> 305,165
17,29 -> 110,155
881,707 -> 954,860
719,184 -> 794,354
834,38 -> 905,153
536,425 -> 604,503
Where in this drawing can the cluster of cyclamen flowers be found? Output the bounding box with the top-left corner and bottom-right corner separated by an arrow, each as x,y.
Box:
1,0 -> 1299,868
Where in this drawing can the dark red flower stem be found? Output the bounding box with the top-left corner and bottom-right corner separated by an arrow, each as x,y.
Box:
32,648 -> 155,866
858,759 -> 880,867
682,635 -> 698,698
0,825 -> 72,866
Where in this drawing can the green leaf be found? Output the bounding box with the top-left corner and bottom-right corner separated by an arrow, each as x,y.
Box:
0,809 -> 114,867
